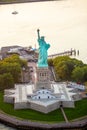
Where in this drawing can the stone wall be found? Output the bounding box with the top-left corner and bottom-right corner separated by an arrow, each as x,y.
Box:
4,95 -> 14,104
72,94 -> 82,101
14,102 -> 28,109
30,101 -> 60,113
62,101 -> 75,108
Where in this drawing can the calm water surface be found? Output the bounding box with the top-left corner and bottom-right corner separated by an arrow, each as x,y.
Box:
0,0 -> 87,63
0,123 -> 15,130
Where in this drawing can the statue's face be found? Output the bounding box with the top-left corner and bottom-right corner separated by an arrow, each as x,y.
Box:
41,36 -> 44,41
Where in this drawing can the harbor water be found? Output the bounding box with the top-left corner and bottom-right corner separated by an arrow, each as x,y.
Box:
0,123 -> 15,130
0,0 -> 87,63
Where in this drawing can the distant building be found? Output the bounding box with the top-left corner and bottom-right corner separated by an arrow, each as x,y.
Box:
1,45 -> 22,59
1,45 -> 38,62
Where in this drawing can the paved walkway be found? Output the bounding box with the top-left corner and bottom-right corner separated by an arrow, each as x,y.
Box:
0,112 -> 87,129
60,107 -> 69,123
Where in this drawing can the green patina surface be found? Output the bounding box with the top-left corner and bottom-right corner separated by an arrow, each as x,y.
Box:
37,29 -> 50,68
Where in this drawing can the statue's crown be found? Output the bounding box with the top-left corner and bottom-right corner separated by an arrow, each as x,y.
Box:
41,36 -> 44,39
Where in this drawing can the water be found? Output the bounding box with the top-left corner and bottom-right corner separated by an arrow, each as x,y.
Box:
0,0 -> 87,63
0,123 -> 15,130
0,0 -> 87,128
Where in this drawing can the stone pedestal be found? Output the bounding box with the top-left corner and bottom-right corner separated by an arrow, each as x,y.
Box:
34,67 -> 51,91
37,67 -> 50,82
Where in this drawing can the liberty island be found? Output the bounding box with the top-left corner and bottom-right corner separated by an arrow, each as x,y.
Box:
4,30 -> 83,113
0,29 -> 86,130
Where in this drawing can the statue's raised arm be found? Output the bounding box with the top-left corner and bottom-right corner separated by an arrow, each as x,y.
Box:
37,29 -> 40,40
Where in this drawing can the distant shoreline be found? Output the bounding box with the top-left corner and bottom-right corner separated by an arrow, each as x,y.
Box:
0,0 -> 55,5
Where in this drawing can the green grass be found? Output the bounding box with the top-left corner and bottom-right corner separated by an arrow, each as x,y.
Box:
64,99 -> 87,121
0,92 -> 87,123
0,92 -> 64,123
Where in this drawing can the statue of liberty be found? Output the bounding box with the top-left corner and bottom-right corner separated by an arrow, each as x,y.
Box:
37,29 -> 50,68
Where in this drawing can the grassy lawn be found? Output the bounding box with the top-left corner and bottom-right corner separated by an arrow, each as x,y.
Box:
0,92 -> 64,123
64,99 -> 87,121
0,92 -> 87,123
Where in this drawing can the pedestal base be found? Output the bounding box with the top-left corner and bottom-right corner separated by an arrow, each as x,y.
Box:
35,67 -> 51,91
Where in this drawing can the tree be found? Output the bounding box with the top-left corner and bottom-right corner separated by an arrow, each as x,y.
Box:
51,56 -> 85,81
7,63 -> 21,83
83,66 -> 87,82
0,62 -> 21,83
53,56 -> 75,80
71,58 -> 84,67
3,54 -> 27,68
0,54 -> 27,83
48,58 -> 53,66
0,73 -> 14,91
72,67 -> 84,82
